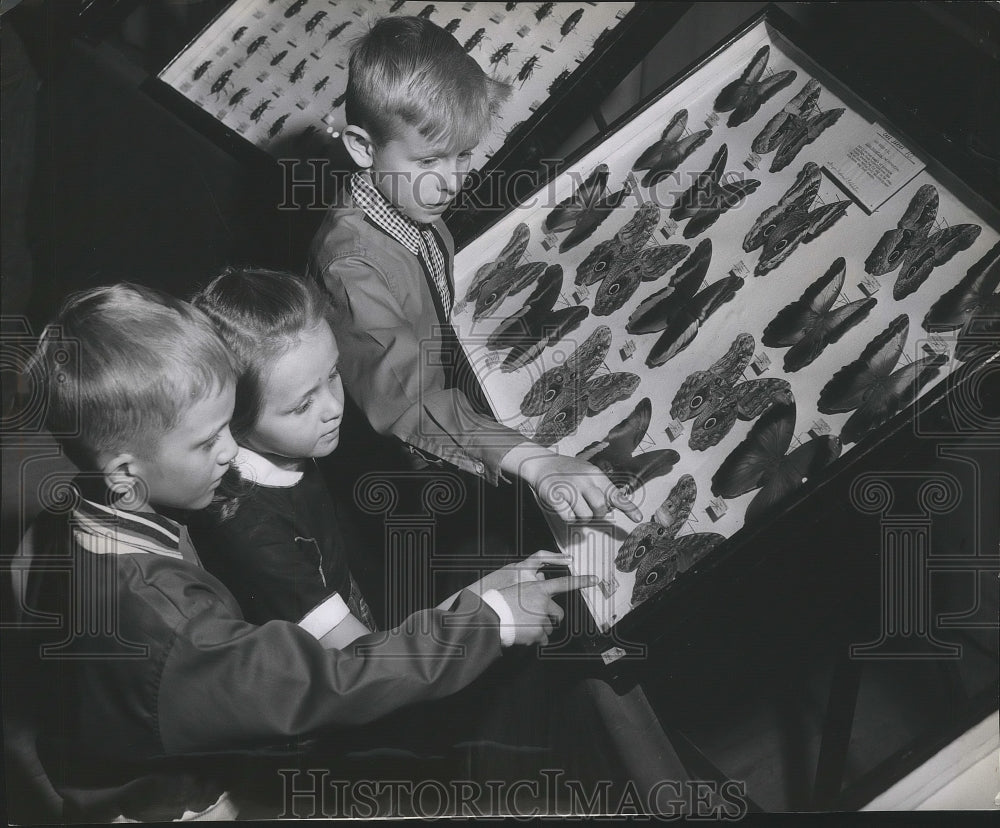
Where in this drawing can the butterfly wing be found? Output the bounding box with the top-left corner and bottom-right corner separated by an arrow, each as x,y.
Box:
626,239 -> 712,334
840,351 -> 947,444
543,164 -> 609,233
630,533 -> 724,606
594,259 -> 646,316
714,45 -> 769,112
576,238 -> 630,287
501,304 -> 590,372
583,372 -> 641,416
559,184 -> 633,253
670,145 -> 729,221
639,245 -> 690,281
728,68 -> 797,128
577,396 -> 651,461
633,109 -> 688,171
614,521 -> 671,574
924,240 -> 1000,331
733,377 -> 793,420
653,474 -> 697,537
646,274 -> 744,367
893,223 -> 982,300
784,297 -> 877,372
533,389 -> 590,447
865,185 -> 939,277
474,261 -> 547,320
486,264 -> 561,350
641,129 -> 714,188
520,325 -> 611,416
671,333 -> 754,421
743,162 -> 821,253
464,223 -> 530,302
682,179 -> 761,239
751,78 -> 821,154
609,449 -> 680,494
689,393 -> 740,450
818,314 -> 909,414
763,258 -> 845,347
769,107 -> 844,173
744,434 -> 842,523
711,399 -> 796,498
618,203 -> 662,252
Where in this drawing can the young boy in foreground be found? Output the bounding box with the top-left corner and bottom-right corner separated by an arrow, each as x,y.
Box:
10,283 -> 591,822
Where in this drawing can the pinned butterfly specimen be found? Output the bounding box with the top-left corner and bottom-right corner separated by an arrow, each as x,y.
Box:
486,264 -> 590,372
464,223 -> 530,308
520,325 -> 611,417
863,184 -> 981,300
631,109 -> 713,188
614,475 -> 725,606
543,165 -> 634,252
751,78 -> 845,173
818,314 -> 947,445
624,240 -> 744,367
669,144 -> 761,239
762,257 -> 877,372
571,204 -> 687,317
743,162 -> 850,277
575,398 -> 680,494
533,371 -> 640,447
713,45 -> 797,128
711,399 -> 841,524
923,240 -> 1000,362
670,333 -> 792,450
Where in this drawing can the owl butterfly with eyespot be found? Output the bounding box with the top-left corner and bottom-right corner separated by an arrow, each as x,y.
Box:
532,371 -> 641,448
486,264 -> 589,372
923,240 -> 1000,362
575,398 -> 679,494
464,223 -> 530,308
762,257 -> 877,372
543,164 -> 633,253
818,314 -> 947,445
520,326 -> 611,417
631,108 -> 713,188
713,45 -> 797,128
742,161 -> 850,277
751,78 -> 845,173
711,399 -> 842,525
863,183 -> 981,300
614,474 -> 725,606
670,333 -> 792,450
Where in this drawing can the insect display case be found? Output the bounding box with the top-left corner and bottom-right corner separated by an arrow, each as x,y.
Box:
448,6 -> 1000,636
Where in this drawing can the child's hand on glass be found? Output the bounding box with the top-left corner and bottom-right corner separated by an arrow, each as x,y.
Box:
502,445 -> 643,524
496,574 -> 598,646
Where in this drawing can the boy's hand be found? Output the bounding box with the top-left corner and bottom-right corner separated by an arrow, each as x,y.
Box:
518,451 -> 643,524
466,550 -> 572,595
496,574 -> 597,646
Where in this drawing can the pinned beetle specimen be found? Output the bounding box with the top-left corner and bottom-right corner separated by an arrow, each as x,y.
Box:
743,162 -> 850,277
631,109 -> 713,188
669,145 -> 760,239
762,258 -> 877,372
713,45 -> 797,128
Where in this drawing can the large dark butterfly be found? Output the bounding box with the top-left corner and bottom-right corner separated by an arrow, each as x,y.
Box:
751,78 -> 845,173
818,314 -> 947,445
670,333 -> 792,450
669,144 -> 761,239
463,223 -> 530,309
615,474 -> 725,606
713,45 -> 797,128
624,240 -> 744,367
631,109 -> 713,188
575,397 -> 679,494
576,204 -> 664,287
863,184 -> 981,300
711,399 -> 842,525
543,164 -> 633,253
486,264 -> 590,372
923,240 -> 1000,362
743,162 -> 850,277
762,257 -> 877,372
533,371 -> 641,447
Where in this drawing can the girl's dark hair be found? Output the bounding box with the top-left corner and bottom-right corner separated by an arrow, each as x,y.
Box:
191,267 -> 336,521
191,266 -> 336,444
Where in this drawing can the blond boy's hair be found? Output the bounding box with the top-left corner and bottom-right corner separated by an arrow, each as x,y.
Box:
346,15 -> 510,150
29,283 -> 237,467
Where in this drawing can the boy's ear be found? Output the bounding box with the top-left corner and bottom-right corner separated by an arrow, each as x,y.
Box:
100,451 -> 141,497
342,125 -> 375,169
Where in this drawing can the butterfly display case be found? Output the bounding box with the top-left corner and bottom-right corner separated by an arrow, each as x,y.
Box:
448,6 -> 1000,638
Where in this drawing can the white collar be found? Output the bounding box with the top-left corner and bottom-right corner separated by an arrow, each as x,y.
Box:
235,446 -> 304,488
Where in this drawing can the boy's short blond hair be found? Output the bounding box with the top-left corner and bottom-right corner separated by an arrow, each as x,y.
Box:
29,283 -> 237,467
346,15 -> 510,149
